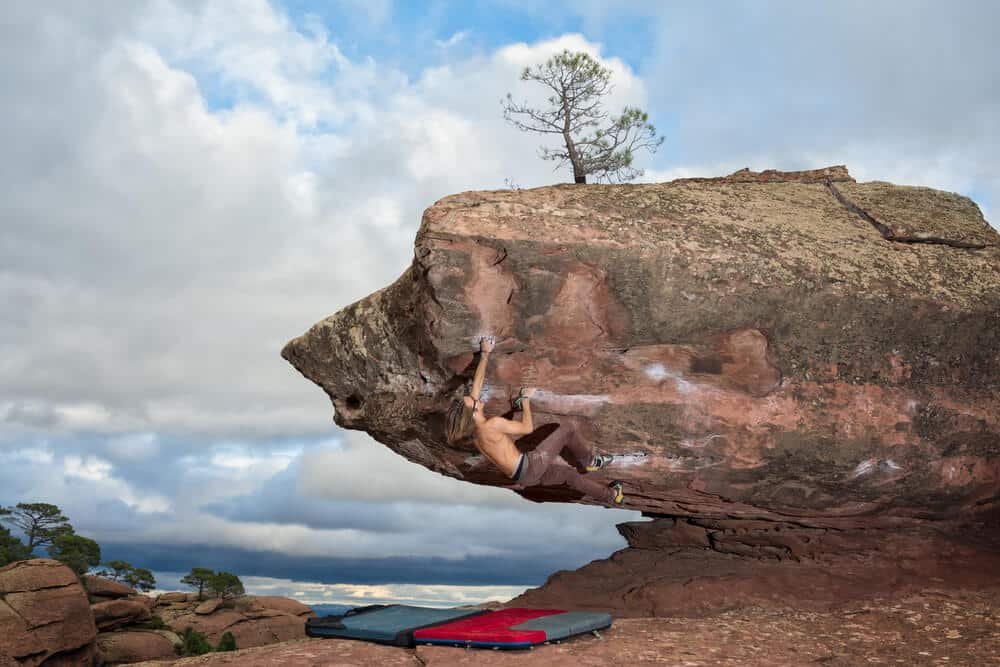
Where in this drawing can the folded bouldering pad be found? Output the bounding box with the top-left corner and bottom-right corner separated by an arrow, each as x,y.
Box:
412,608 -> 613,649
306,604 -> 486,646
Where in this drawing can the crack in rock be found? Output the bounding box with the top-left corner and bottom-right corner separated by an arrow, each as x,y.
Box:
826,180 -> 989,249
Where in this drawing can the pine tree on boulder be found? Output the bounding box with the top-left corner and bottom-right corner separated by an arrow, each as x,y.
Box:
0,502 -> 73,552
48,533 -> 101,576
0,524 -> 30,566
181,567 -> 215,600
208,571 -> 245,599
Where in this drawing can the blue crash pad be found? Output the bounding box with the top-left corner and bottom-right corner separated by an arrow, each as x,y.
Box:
305,604 -> 486,646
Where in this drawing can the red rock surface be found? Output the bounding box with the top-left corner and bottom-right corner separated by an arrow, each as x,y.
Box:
92,598 -> 152,631
97,630 -> 177,664
194,598 -> 223,615
512,518 -> 1000,617
283,168 -> 999,590
0,559 -> 98,666
130,588 -> 1000,666
83,576 -> 136,601
240,596 -> 314,617
158,596 -> 311,649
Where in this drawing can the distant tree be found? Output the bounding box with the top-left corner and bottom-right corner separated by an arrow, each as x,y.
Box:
216,631 -> 237,652
98,560 -> 156,592
503,49 -> 663,184
124,566 -> 156,592
180,567 -> 215,600
48,533 -> 101,576
0,525 -> 31,566
0,503 -> 73,552
97,559 -> 133,582
207,571 -> 245,599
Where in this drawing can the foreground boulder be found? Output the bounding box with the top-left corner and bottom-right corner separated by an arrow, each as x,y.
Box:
83,576 -> 136,603
0,559 -> 97,666
157,595 -> 314,650
92,598 -> 151,631
96,630 -> 177,664
283,167 -> 999,525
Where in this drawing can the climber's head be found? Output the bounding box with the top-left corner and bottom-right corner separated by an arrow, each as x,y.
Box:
445,396 -> 479,443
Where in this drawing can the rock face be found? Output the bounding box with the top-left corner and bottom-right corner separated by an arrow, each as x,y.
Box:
92,598 -> 151,631
83,576 -> 136,603
0,559 -> 98,666
96,630 -> 177,664
283,167 -> 999,531
511,516 -> 1000,617
157,595 -> 314,650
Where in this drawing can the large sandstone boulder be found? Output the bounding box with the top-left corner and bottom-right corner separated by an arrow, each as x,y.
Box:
163,602 -> 307,649
283,166 -> 999,525
194,598 -> 223,615
0,559 -> 97,666
83,576 -> 136,603
96,630 -> 176,664
91,598 -> 152,631
237,596 -> 315,618
282,167 -> 1000,608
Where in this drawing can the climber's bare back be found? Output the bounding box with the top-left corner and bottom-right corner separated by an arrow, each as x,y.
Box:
472,420 -> 523,477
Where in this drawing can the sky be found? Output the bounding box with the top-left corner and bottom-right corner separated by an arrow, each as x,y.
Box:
2,1 -> 998,607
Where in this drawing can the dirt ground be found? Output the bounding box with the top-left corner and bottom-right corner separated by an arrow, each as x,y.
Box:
134,586 -> 1000,666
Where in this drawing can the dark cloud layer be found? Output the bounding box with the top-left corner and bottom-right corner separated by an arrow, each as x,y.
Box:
102,541 -> 580,586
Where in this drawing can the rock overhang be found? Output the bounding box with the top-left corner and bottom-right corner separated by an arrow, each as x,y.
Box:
283,166 -> 1000,528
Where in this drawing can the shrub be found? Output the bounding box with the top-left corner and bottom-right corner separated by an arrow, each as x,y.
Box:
179,628 -> 212,656
216,631 -> 237,652
144,615 -> 167,630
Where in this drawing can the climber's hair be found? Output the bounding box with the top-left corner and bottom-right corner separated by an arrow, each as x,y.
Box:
445,398 -> 476,444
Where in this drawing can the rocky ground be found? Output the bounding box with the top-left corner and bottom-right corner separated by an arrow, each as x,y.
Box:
134,587 -> 1000,666
0,559 -> 314,666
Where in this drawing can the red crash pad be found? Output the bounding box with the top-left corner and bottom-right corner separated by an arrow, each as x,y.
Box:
413,608 -> 565,646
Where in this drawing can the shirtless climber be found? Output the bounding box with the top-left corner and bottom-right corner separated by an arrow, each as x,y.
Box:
445,337 -> 624,505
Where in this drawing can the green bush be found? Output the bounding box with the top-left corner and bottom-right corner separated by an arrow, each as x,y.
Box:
216,631 -> 237,652
179,628 -> 212,656
142,615 -> 167,630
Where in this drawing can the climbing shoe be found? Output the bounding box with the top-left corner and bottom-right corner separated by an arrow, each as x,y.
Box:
608,481 -> 624,505
586,454 -> 615,472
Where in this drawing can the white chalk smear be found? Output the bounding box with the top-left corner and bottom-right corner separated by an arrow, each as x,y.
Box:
610,452 -> 650,467
644,364 -> 695,394
645,363 -> 668,381
851,459 -> 877,478
680,434 -> 724,449
851,458 -> 904,479
532,390 -> 610,406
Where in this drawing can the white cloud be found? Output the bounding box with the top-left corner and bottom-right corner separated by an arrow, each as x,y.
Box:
298,432 -> 526,507
104,432 -> 161,462
0,6 -> 654,440
64,455 -> 114,482
210,446 -> 299,476
0,447 -> 54,466
63,454 -> 171,514
241,575 -> 526,607
435,31 -> 468,49
150,572 -> 526,607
